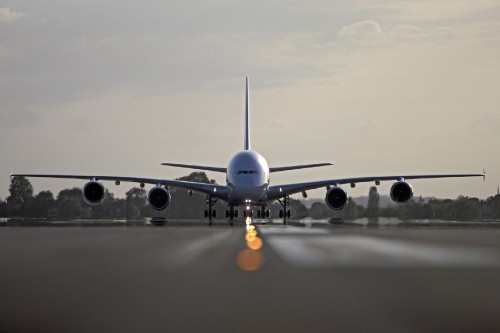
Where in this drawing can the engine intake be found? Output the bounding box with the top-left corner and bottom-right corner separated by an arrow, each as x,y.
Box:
390,181 -> 413,204
83,181 -> 105,205
325,186 -> 348,210
148,186 -> 171,210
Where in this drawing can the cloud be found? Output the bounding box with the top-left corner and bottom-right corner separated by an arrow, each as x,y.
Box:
338,20 -> 386,43
350,0 -> 500,21
0,7 -> 25,23
391,24 -> 423,36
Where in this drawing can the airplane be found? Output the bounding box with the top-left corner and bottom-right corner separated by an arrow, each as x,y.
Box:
11,77 -> 485,225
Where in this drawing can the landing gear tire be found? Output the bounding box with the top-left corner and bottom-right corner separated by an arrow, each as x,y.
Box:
205,194 -> 218,226
278,196 -> 290,225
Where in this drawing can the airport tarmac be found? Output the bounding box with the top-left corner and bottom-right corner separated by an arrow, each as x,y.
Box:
1,220 -> 500,333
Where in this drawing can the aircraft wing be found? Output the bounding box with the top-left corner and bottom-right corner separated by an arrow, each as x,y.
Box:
161,162 -> 334,173
161,163 -> 226,173
267,172 -> 485,200
270,163 -> 333,172
11,173 -> 229,200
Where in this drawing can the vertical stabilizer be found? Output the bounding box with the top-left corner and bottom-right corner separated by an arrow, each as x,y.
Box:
244,76 -> 250,150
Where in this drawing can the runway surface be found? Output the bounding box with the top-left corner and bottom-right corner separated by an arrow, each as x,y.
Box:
1,220 -> 500,332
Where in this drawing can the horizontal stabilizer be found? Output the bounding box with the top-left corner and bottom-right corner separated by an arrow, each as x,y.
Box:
270,163 -> 333,173
161,163 -> 226,173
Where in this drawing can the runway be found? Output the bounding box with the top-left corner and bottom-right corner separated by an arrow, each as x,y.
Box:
1,220 -> 500,333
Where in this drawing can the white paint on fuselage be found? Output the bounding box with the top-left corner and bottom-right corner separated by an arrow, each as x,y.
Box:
226,150 -> 270,206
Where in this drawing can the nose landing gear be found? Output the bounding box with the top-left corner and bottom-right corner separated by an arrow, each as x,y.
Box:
225,206 -> 238,226
256,208 -> 270,218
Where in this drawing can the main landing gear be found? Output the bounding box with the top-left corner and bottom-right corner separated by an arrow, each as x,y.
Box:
278,195 -> 291,225
205,194 -> 217,226
242,207 -> 270,219
222,206 -> 270,226
208,200 -> 273,226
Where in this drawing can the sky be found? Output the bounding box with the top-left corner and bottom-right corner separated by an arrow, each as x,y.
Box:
1,0 -> 499,201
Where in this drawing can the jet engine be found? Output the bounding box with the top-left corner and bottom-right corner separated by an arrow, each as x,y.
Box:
83,181 -> 105,205
390,181 -> 413,204
325,186 -> 348,210
148,186 -> 171,210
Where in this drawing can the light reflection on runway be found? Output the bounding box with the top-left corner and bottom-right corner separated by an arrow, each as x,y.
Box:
259,225 -> 500,268
236,217 -> 265,272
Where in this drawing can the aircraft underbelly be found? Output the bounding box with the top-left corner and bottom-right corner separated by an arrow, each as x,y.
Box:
228,184 -> 268,206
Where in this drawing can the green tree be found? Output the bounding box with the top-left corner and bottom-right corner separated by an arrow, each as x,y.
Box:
89,189 -> 123,218
177,172 -> 213,184
126,187 -> 147,219
6,176 -> 34,217
57,188 -> 87,219
344,197 -> 363,220
380,195 -> 484,221
0,198 -> 6,217
289,198 -> 308,219
153,171 -> 225,219
487,195 -> 500,219
309,202 -> 329,219
452,196 -> 480,220
32,191 -> 56,218
365,186 -> 380,218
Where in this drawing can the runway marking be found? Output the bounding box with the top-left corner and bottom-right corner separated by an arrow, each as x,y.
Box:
260,227 -> 500,268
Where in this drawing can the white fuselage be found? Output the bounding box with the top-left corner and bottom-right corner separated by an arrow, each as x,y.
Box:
226,150 -> 270,206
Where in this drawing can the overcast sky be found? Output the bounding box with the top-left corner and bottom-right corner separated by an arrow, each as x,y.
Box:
1,0 -> 499,200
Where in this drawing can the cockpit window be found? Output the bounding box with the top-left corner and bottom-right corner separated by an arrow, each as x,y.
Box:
237,170 -> 259,175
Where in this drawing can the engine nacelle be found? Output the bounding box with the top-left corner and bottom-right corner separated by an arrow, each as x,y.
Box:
390,181 -> 413,204
148,186 -> 171,210
83,181 -> 105,205
325,186 -> 348,210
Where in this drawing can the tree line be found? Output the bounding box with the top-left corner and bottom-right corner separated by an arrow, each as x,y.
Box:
1,174 -> 499,221
299,187 -> 500,221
